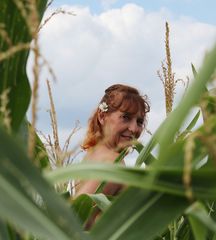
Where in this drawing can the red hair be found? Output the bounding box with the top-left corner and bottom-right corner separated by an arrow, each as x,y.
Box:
82,84 -> 150,150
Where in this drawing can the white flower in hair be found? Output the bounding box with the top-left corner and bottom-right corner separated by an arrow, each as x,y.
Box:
99,102 -> 108,112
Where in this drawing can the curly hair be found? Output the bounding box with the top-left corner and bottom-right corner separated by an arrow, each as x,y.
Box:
82,84 -> 150,150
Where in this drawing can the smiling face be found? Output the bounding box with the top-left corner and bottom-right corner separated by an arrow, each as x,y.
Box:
101,110 -> 144,151
82,84 -> 150,150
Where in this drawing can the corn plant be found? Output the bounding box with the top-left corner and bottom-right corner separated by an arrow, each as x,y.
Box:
0,1 -> 216,240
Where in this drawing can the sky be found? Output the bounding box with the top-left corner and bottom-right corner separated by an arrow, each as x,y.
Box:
53,0 -> 216,24
27,0 -> 216,162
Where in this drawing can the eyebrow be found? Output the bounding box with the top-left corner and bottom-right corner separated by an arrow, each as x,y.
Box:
122,111 -> 144,120
122,111 -> 135,116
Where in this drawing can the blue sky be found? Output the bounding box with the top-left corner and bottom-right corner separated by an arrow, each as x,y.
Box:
53,0 -> 216,24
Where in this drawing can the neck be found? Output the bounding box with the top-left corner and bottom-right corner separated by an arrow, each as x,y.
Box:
84,143 -> 120,163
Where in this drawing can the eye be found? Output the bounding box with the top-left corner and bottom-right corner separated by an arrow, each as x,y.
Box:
137,118 -> 144,127
122,113 -> 131,121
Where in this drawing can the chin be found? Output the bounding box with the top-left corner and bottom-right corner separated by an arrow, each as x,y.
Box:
116,140 -> 133,152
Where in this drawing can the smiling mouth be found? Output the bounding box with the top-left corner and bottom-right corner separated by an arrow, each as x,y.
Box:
120,135 -> 133,141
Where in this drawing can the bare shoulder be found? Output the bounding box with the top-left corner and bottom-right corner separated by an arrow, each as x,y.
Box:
83,147 -> 119,164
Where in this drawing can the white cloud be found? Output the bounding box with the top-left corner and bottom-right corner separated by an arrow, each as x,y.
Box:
27,3 -> 216,149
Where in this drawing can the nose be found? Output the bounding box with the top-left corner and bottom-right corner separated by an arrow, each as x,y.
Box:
128,120 -> 139,136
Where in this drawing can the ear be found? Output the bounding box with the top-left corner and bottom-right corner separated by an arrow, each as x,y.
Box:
97,111 -> 106,125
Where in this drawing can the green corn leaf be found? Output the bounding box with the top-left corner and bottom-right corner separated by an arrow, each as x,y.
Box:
72,194 -> 94,225
186,201 -> 216,240
188,214 -> 207,240
88,193 -> 111,212
191,63 -> 198,78
45,161 -> 216,200
134,141 -> 157,166
186,202 -> 216,233
158,44 -> 216,149
208,201 -> 216,222
135,132 -> 158,166
17,118 -> 49,170
46,122 -> 216,200
90,189 -> 188,240
72,193 -> 111,225
3,223 -> 25,240
175,217 -> 194,240
0,174 -> 73,240
191,63 -> 208,93
133,47 -> 216,195
0,0 -> 47,132
177,110 -> 200,141
29,121 -> 50,170
141,45 -> 216,167
133,141 -> 144,153
0,127 -> 89,240
0,220 -> 10,240
184,110 -> 200,132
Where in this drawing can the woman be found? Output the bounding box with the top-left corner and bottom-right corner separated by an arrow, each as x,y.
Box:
75,84 -> 150,197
